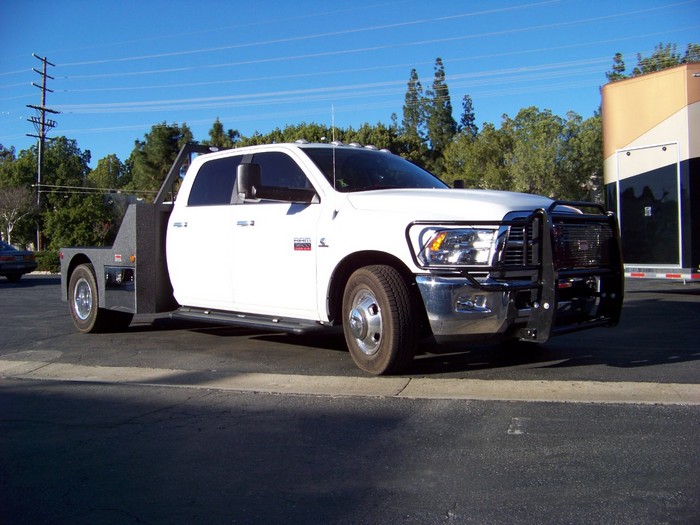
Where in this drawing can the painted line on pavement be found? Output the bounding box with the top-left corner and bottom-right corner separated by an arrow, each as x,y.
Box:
1,359 -> 699,405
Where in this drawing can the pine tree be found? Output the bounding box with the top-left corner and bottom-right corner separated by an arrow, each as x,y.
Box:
426,58 -> 457,151
402,68 -> 426,142
634,43 -> 682,75
425,58 -> 457,173
205,118 -> 241,148
605,53 -> 627,82
459,94 -> 478,140
127,122 -> 194,195
606,42 -> 699,82
684,43 -> 700,63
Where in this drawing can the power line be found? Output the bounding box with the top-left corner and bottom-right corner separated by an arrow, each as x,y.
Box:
37,183 -> 158,195
55,1 -> 694,81
57,0 -> 564,68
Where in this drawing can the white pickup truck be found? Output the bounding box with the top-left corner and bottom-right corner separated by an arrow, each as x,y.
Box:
60,142 -> 623,374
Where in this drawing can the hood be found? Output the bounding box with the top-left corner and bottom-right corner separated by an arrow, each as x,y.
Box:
345,188 -> 555,221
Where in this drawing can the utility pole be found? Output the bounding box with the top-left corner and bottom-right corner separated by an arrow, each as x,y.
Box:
26,54 -> 59,251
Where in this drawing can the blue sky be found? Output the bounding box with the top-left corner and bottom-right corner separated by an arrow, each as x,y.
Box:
1,0 -> 698,167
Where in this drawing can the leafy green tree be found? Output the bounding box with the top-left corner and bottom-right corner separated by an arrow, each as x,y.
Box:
241,131 -> 266,146
343,122 -> 400,150
238,122 -> 333,146
38,137 -> 117,250
127,122 -> 194,196
43,192 -> 116,249
561,112 -> 603,202
0,145 -> 40,246
282,122 -> 331,143
443,122 -> 513,190
87,154 -> 134,232
41,137 -> 92,210
0,144 -> 15,165
88,154 -> 126,191
499,107 -> 598,200
0,144 -> 36,188
3,137 -> 116,250
445,106 -> 595,199
502,107 -> 568,198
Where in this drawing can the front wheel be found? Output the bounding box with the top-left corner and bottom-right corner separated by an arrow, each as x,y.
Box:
68,263 -> 133,333
342,265 -> 416,375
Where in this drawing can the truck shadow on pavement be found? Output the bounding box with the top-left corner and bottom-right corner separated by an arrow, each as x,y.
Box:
133,281 -> 700,377
409,285 -> 700,376
1,379 -> 418,525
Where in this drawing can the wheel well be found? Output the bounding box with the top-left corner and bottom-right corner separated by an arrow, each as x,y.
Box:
67,254 -> 93,281
327,251 -> 429,334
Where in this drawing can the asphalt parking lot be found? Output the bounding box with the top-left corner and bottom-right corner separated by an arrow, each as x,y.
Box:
1,275 -> 699,524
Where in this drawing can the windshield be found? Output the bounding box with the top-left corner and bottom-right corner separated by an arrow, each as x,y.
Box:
303,147 -> 448,193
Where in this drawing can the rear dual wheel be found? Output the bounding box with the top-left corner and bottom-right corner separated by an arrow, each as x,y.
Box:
342,265 -> 416,375
68,263 -> 133,333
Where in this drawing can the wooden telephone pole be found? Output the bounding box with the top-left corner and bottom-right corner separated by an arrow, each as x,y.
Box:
26,54 -> 59,251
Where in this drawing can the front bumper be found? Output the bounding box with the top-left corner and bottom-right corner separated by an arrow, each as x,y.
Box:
410,202 -> 624,343
415,275 -> 519,340
415,274 -> 617,342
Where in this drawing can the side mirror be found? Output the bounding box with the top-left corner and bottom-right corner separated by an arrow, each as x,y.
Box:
237,163 -> 261,200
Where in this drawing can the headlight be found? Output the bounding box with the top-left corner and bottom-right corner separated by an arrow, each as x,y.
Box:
418,228 -> 497,267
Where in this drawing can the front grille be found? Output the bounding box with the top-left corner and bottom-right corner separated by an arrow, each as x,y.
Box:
503,217 -> 614,270
552,220 -> 613,270
503,221 -> 533,266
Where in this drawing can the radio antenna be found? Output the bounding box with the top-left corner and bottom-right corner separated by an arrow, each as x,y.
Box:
332,105 -> 337,190
332,104 -> 336,142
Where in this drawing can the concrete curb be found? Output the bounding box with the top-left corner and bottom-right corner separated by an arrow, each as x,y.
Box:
2,359 -> 700,406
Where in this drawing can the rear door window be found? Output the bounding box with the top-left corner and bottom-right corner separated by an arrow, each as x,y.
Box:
188,155 -> 243,206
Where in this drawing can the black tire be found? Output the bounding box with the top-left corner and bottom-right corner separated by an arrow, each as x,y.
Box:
342,265 -> 416,375
68,263 -> 133,333
5,274 -> 22,282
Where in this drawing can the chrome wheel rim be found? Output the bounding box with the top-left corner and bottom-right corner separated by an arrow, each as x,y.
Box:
348,289 -> 382,356
73,277 -> 93,321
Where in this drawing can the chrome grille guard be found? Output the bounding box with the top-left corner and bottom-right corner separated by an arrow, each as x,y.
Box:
406,201 -> 624,342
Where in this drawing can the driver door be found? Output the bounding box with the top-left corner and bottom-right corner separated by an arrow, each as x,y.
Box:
230,150 -> 323,319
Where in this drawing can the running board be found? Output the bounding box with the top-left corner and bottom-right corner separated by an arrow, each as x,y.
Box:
171,306 -> 331,334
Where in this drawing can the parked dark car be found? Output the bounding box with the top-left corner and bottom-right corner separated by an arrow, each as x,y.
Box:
0,240 -> 37,282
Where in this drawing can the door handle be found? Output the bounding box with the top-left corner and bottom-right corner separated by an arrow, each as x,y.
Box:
236,220 -> 255,227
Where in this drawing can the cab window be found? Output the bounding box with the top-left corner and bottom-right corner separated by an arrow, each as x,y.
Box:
251,151 -> 311,190
188,156 -> 243,206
